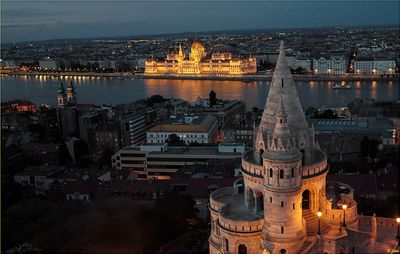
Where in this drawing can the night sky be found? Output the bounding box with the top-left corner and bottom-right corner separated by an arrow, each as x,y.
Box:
2,1 -> 399,42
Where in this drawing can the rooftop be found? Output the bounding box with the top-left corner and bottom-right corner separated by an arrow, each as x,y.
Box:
148,114 -> 217,133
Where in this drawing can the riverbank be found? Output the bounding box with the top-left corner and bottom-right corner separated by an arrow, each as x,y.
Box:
2,71 -> 398,82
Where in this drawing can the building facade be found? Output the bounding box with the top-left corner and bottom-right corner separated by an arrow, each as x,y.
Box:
354,59 -> 396,75
95,122 -> 122,152
146,114 -> 218,144
145,40 -> 257,76
57,81 -> 79,137
111,143 -> 244,180
313,56 -> 347,75
209,43 -> 375,254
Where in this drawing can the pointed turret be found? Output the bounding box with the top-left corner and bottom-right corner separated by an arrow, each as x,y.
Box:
178,44 -> 185,61
255,41 -> 315,165
57,81 -> 67,108
58,81 -> 65,94
268,96 -> 296,153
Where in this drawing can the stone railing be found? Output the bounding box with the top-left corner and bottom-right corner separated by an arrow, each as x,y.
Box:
242,151 -> 263,178
302,151 -> 328,178
209,187 -> 236,213
359,215 -> 399,227
323,196 -> 358,228
218,211 -> 264,233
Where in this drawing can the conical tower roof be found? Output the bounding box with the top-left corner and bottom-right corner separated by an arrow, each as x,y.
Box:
58,81 -> 65,94
257,42 -> 314,160
67,80 -> 74,90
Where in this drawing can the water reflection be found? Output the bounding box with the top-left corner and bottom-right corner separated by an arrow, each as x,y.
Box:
1,76 -> 398,109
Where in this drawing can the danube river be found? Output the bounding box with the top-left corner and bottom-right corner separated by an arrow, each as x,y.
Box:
1,75 -> 399,109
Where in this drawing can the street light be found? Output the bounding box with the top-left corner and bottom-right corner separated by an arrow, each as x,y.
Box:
317,210 -> 322,235
396,217 -> 400,240
342,204 -> 347,227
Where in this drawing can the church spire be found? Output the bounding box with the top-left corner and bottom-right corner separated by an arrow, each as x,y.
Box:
57,80 -> 67,108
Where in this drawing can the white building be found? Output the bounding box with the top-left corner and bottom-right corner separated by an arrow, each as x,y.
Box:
313,55 -> 347,75
354,59 -> 396,75
39,57 -> 61,70
313,57 -> 330,74
146,114 -> 218,144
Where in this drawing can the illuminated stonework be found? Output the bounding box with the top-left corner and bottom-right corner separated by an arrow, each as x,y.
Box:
145,39 -> 257,76
208,43 -> 380,254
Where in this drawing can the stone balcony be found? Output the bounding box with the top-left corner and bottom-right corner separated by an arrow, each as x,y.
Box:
210,187 -> 264,234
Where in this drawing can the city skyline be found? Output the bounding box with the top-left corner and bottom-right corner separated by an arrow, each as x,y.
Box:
2,1 -> 399,43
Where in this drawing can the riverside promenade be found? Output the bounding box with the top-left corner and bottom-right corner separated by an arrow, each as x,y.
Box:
3,71 -> 398,82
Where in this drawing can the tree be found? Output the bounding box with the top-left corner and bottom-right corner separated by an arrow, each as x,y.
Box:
360,136 -> 369,157
167,134 -> 185,146
146,95 -> 165,107
98,144 -> 115,168
317,109 -> 338,119
306,107 -> 318,118
58,141 -> 72,165
368,138 -> 379,159
209,90 -> 217,107
73,139 -> 89,162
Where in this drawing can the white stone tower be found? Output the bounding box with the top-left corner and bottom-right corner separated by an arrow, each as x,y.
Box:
57,81 -> 67,108
261,96 -> 306,253
209,42 -> 362,254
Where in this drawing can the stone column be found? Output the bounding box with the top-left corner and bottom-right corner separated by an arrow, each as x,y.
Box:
244,187 -> 249,209
371,213 -> 377,240
253,193 -> 258,213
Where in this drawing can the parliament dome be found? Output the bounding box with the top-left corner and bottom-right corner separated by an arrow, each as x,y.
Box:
191,40 -> 205,49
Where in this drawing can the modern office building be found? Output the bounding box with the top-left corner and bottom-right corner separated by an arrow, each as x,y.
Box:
111,143 -> 245,180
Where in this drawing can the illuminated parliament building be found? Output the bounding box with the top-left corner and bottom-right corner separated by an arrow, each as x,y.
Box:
144,40 -> 257,76
208,42 -> 396,254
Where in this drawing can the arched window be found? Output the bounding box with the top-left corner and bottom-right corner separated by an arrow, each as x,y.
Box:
300,149 -> 305,165
225,238 -> 229,252
238,244 -> 247,254
291,168 -> 295,178
279,170 -> 284,179
269,168 -> 273,178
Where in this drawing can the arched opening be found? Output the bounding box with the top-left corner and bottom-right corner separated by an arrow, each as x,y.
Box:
224,238 -> 229,252
302,190 -> 310,210
247,188 -> 255,211
256,193 -> 264,212
259,149 -> 264,166
300,149 -> 305,165
279,169 -> 284,179
280,249 -> 287,254
238,244 -> 247,254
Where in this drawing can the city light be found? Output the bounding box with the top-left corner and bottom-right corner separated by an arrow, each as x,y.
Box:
1,7 -> 398,254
